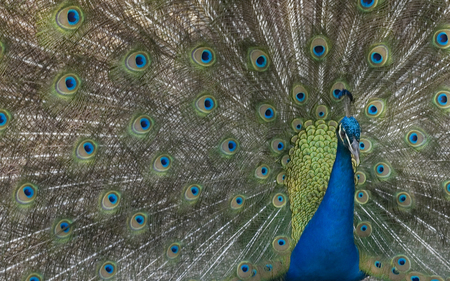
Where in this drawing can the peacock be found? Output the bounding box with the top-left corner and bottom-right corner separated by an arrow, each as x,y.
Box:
1,0 -> 450,280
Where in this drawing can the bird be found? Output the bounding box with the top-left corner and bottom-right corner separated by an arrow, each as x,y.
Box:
1,0 -> 450,280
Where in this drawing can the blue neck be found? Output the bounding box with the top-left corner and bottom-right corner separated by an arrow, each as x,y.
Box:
286,140 -> 365,281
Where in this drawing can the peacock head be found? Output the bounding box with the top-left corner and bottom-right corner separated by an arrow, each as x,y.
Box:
337,90 -> 361,166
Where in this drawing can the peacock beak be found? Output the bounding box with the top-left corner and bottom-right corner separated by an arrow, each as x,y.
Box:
350,138 -> 360,167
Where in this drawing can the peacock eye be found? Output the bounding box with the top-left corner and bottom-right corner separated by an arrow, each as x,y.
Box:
153,155 -> 172,172
249,49 -> 270,71
368,45 -> 389,67
192,47 -> 215,66
231,195 -> 245,209
292,84 -> 308,105
291,118 -> 303,132
130,212 -> 147,230
16,183 -> 38,205
393,255 -> 411,272
272,236 -> 290,252
125,51 -> 150,71
56,6 -> 84,30
316,105 -> 329,119
433,29 -> 450,49
277,172 -> 286,185
356,171 -> 366,185
237,262 -> 253,279
185,184 -> 202,201
406,130 -> 426,148
55,74 -> 80,96
167,243 -> 181,259
195,95 -> 217,114
359,138 -> 372,152
255,165 -> 270,179
310,36 -> 329,59
272,193 -> 287,208
258,104 -> 277,122
355,222 -> 372,237
359,0 -> 378,10
101,191 -> 120,211
375,162 -> 391,178
374,261 -> 382,268
271,139 -> 286,154
98,261 -> 117,279
54,219 -> 73,238
220,138 -> 239,155
26,274 -> 42,281
354,190 -> 369,204
434,91 -> 450,109
330,81 -> 348,101
396,192 -> 412,208
76,140 -> 98,160
131,115 -> 153,135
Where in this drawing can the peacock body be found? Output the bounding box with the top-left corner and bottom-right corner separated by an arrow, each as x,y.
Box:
1,0 -> 450,280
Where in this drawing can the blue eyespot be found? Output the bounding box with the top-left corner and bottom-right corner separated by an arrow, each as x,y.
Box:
135,54 -> 147,68
361,225 -> 367,231
392,267 -> 400,275
140,118 -> 150,130
358,192 -> 364,198
171,245 -> 179,253
204,98 -> 214,110
108,194 -> 117,203
60,222 -> 70,233
236,196 -> 243,205
313,45 -> 325,56
264,108 -> 274,118
265,264 -> 273,271
319,111 -> 324,117
447,182 -> 450,193
105,265 -> 113,273
277,195 -> 284,202
167,243 -> 181,258
359,142 -> 365,149
261,167 -> 268,175
83,142 -> 94,155
252,269 -> 257,277
374,261 -> 382,268
135,215 -> 144,225
221,138 -> 239,155
201,50 -> 212,64
277,142 -> 284,150
398,258 -> 406,265
190,186 -> 198,195
67,9 -> 80,25
371,52 -> 383,64
438,93 -> 448,105
282,175 -> 285,180
377,164 -> 384,174
361,0 -> 375,8
160,156 -> 170,167
231,195 -> 245,209
278,239 -> 286,246
241,265 -> 249,273
255,55 -> 267,68
65,77 -> 77,90
411,276 -> 420,281
296,92 -> 305,102
399,195 -> 407,202
409,133 -> 418,143
30,277 -> 40,281
0,112 -> 6,126
23,186 -> 34,198
333,89 -> 341,99
228,141 -> 237,151
437,32 -> 448,45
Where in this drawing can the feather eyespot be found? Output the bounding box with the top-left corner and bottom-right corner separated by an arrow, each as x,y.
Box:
258,104 -> 276,122
396,192 -> 412,208
231,195 -> 245,210
359,0 -> 378,11
272,236 -> 290,252
264,264 -> 273,271
185,184 -> 202,201
281,155 -> 290,167
132,115 -> 153,135
16,183 -> 38,205
433,91 -> 450,109
406,130 -> 426,148
76,140 -> 97,160
392,255 -> 411,272
99,261 -> 117,280
374,261 -> 382,268
101,191 -> 120,211
330,81 -> 349,101
195,95 -> 217,114
355,171 -> 366,185
310,36 -> 329,60
26,274 -> 42,281
368,45 -> 389,67
56,6 -> 83,30
365,100 -> 385,117
292,85 -> 308,105
249,49 -> 270,71
355,190 -> 369,204
271,139 -> 286,154
277,172 -> 286,185
192,47 -> 215,66
54,219 -> 73,238
374,162 -> 391,178
355,221 -> 372,237
0,109 -> 11,131
291,118 -> 303,132
125,51 -> 150,71
359,138 -> 372,152
153,155 -> 172,172
220,138 -> 239,155
255,165 -> 270,180
433,30 -> 450,49
237,262 -> 253,279
272,193 -> 287,208
130,212 -> 147,230
167,243 -> 181,259
315,105 -> 329,119
56,74 -> 80,96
